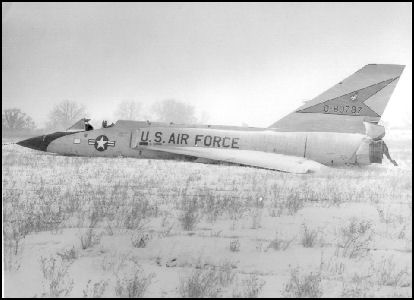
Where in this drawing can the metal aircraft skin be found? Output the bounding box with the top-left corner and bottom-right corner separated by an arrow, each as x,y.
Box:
17,64 -> 405,173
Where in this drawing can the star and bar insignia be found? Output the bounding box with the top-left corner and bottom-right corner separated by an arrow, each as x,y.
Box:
88,135 -> 115,151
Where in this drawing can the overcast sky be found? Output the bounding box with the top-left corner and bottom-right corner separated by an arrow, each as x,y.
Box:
2,2 -> 412,128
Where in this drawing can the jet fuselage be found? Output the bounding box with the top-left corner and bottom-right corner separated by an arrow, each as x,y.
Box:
18,120 -> 378,167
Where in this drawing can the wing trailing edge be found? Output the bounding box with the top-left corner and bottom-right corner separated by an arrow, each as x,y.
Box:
145,145 -> 326,174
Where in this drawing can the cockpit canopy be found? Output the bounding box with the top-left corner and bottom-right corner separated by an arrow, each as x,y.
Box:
66,118 -> 115,132
66,118 -> 94,132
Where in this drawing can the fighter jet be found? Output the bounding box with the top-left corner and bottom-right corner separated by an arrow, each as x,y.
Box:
17,64 -> 404,173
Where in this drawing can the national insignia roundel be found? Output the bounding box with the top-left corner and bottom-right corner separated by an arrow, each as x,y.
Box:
88,135 -> 116,151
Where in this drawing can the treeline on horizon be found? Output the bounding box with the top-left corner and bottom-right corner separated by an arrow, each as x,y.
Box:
2,99 -> 210,138
3,99 -> 412,138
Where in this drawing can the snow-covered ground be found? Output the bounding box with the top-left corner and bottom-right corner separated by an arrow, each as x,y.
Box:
2,129 -> 412,297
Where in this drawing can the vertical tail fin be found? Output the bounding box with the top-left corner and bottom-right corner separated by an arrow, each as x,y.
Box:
269,64 -> 405,133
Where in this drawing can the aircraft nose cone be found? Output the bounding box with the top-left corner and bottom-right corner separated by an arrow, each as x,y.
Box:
17,135 -> 49,151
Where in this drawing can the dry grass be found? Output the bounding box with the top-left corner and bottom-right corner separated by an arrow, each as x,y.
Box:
229,239 -> 241,252
301,224 -> 319,248
82,280 -> 108,298
233,274 -> 265,298
341,273 -> 374,298
335,218 -> 374,259
282,267 -> 323,298
2,130 -> 412,297
80,228 -> 101,250
115,267 -> 154,298
131,232 -> 150,248
179,268 -> 222,298
371,256 -> 410,287
57,246 -> 78,262
39,255 -> 74,297
179,260 -> 237,298
179,196 -> 200,231
267,235 -> 295,251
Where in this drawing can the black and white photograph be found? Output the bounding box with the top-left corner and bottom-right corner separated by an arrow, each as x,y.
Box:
2,2 -> 412,298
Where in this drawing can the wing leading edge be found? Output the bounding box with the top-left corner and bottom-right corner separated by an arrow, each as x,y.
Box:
145,145 -> 326,174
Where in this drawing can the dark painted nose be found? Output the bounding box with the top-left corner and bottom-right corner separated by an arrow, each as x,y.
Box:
17,131 -> 76,152
17,135 -> 50,151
